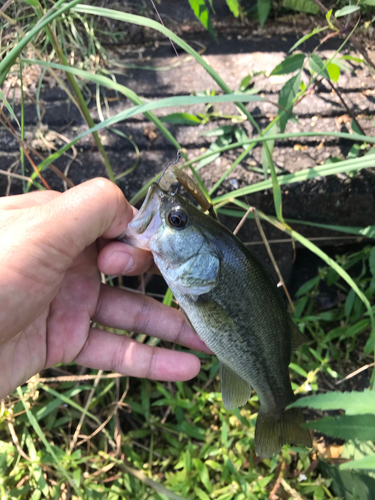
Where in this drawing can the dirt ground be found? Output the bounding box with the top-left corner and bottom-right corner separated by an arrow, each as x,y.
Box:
1,1 -> 375,287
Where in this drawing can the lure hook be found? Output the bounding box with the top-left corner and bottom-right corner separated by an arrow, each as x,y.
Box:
157,150 -> 181,185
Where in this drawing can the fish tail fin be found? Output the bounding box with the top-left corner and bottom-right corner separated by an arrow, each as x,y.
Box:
254,406 -> 312,458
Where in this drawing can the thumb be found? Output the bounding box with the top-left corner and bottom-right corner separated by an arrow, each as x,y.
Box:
0,179 -> 133,342
32,178 -> 134,264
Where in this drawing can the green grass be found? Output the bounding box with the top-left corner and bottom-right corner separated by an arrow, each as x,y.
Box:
1,1 -> 375,498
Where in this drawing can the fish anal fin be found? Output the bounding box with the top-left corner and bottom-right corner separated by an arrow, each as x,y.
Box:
219,362 -> 252,410
289,317 -> 308,352
254,407 -> 312,458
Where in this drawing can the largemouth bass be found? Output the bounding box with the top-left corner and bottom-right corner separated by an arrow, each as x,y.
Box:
122,183 -> 312,458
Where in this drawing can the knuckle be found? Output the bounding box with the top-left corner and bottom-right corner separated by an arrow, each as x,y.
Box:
111,337 -> 129,374
145,346 -> 157,379
132,295 -> 152,334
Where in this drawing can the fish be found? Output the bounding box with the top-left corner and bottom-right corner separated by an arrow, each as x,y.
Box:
122,182 -> 312,458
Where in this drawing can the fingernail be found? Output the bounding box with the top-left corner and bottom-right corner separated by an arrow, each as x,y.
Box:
122,255 -> 135,274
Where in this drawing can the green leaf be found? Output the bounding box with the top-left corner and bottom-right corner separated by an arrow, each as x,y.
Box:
35,385 -> 92,420
257,0 -> 271,27
326,9 -> 336,30
195,488 -> 211,500
134,128 -> 375,205
161,112 -> 202,125
41,385 -> 101,425
296,276 -> 320,297
327,62 -> 340,83
305,414 -> 375,441
342,319 -> 371,339
234,127 -> 249,146
288,27 -> 328,53
290,363 -> 308,377
345,288 -> 356,316
342,439 -> 375,460
239,74 -> 252,91
352,120 -> 363,136
320,461 -> 375,499
340,453 -> 375,470
348,143 -> 360,159
201,125 -> 234,137
309,54 -> 330,80
0,89 -> 20,128
181,421 -> 205,440
193,459 -> 213,493
17,388 -> 80,496
278,72 -> 301,132
33,467 -> 49,497
188,0 -> 218,42
361,0 -> 375,5
213,152 -> 375,208
226,0 -> 239,17
23,0 -> 40,6
289,390 -> 375,415
282,0 -> 320,14
332,57 -> 351,72
163,287 -> 174,307
370,247 -> 375,278
261,124 -> 277,179
198,147 -> 221,168
341,55 -> 364,63
270,53 -> 305,76
335,5 -> 360,17
19,62 -> 264,182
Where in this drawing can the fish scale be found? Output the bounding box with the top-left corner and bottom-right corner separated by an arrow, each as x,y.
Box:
123,183 -> 312,458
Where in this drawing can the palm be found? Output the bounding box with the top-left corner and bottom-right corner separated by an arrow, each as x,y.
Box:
1,244 -> 101,394
0,179 -> 207,399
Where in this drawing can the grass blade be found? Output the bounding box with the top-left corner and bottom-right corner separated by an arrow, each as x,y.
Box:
41,384 -> 101,425
22,58 -> 187,164
289,389 -> 375,414
217,207 -> 375,239
0,0 -> 82,85
212,154 -> 375,204
17,386 -> 80,496
0,88 -> 20,128
24,92 -> 265,186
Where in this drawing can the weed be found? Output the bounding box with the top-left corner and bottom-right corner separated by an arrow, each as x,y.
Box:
1,1 -> 375,498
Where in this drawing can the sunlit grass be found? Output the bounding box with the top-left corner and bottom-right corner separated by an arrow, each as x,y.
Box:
1,1 -> 375,498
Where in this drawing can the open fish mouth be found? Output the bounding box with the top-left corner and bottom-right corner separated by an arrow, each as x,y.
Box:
119,184 -> 163,250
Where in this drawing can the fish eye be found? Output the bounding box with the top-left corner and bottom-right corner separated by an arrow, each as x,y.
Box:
167,208 -> 188,229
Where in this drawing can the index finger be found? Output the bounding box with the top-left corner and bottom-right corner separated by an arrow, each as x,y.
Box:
94,284 -> 212,354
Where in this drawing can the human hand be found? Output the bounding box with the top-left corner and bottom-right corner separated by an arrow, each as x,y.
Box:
0,178 -> 208,398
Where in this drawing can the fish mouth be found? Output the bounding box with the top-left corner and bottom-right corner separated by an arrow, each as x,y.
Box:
119,184 -> 163,250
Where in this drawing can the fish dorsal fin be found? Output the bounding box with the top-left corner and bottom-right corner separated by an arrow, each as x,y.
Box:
288,317 -> 308,352
219,361 -> 252,410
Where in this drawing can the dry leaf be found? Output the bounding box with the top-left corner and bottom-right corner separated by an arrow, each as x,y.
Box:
335,114 -> 351,128
143,125 -> 158,142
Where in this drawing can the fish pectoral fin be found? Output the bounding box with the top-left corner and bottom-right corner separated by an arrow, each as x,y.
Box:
288,317 -> 308,352
219,362 -> 252,410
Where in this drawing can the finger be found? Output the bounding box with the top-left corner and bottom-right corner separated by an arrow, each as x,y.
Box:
30,178 -> 134,264
0,190 -> 60,210
94,284 -> 212,354
98,241 -> 158,276
75,328 -> 201,381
